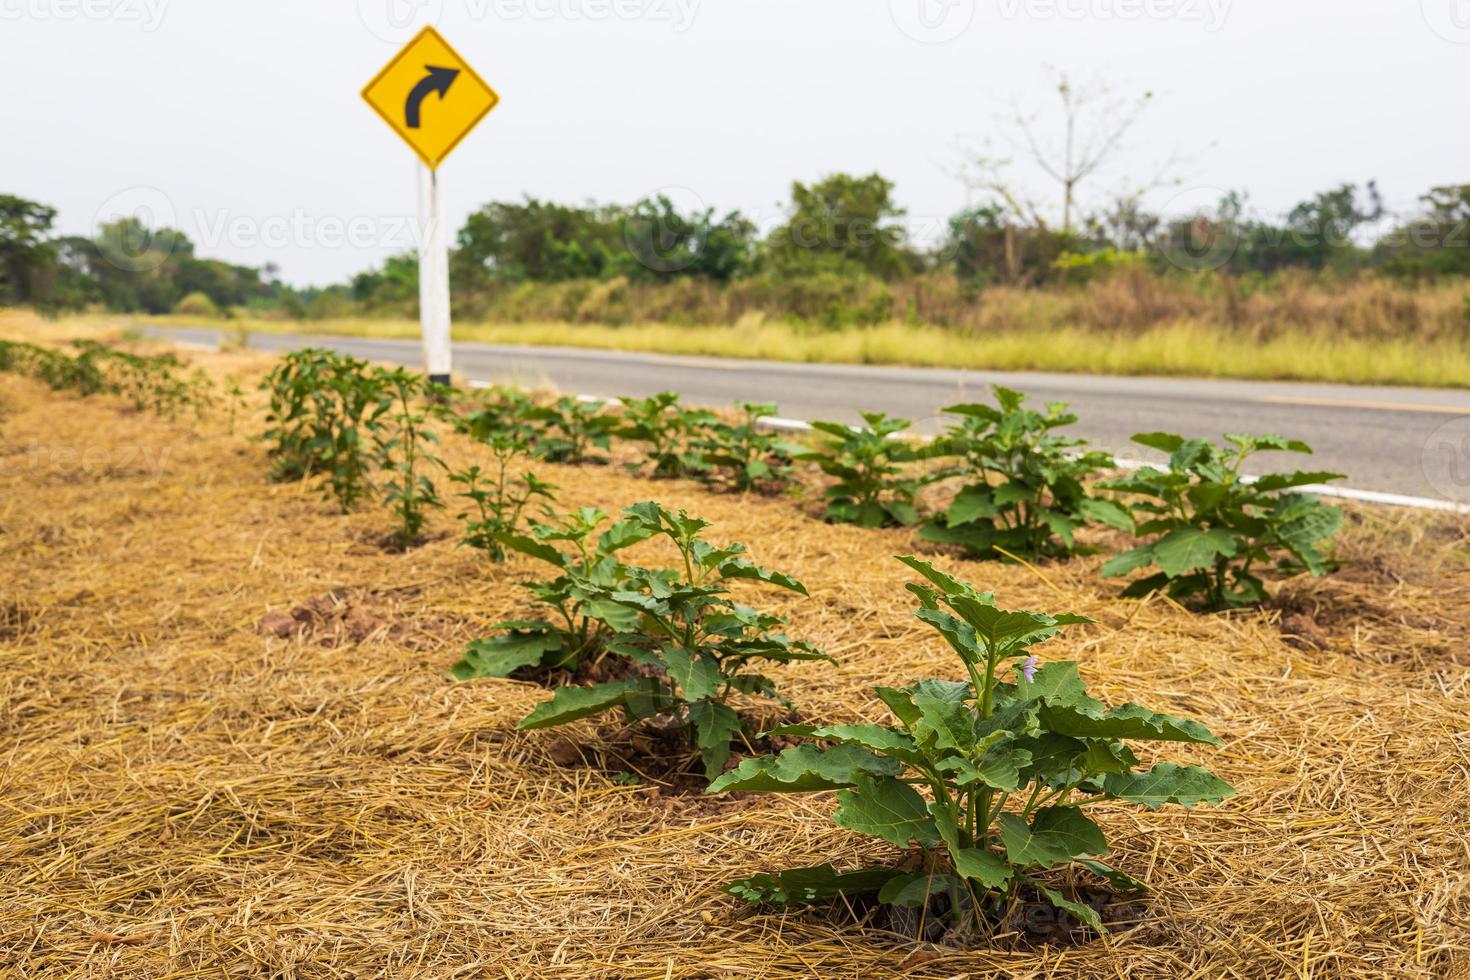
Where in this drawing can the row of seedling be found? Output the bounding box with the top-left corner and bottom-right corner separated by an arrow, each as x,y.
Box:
261,348 -> 1346,610
0,337 -> 215,419
232,352 -> 1258,939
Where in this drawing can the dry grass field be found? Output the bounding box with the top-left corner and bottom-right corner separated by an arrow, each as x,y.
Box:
2,338 -> 1469,978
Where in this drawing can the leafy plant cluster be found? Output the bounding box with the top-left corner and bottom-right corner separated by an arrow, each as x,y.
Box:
798,413 -> 933,528
920,387 -> 1134,560
787,388 -> 1343,608
256,350 -> 1343,606
261,349 -> 459,546
261,347 -> 392,509
711,556 -> 1235,936
1100,433 -> 1344,609
455,501 -> 831,780
461,388 -> 804,493
0,337 -> 213,418
441,388 -> 557,561
377,367 -> 447,550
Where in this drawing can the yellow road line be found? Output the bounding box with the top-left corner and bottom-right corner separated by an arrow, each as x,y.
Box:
1257,395 -> 1470,415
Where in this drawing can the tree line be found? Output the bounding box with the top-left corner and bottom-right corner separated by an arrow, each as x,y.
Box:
2,175 -> 1468,321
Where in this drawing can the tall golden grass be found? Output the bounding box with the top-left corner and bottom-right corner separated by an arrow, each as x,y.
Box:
448,269 -> 1470,343
21,269 -> 1470,387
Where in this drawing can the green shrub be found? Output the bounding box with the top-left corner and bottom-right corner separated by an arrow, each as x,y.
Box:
713,556 -> 1233,935
525,395 -> 619,464
922,387 -> 1133,560
375,369 -> 446,549
514,502 -> 831,781
0,339 -> 211,418
451,507 -> 657,679
174,291 -> 222,318
798,412 -> 932,527
694,402 -> 802,492
1100,432 -> 1344,609
261,348 -> 391,511
616,391 -> 716,479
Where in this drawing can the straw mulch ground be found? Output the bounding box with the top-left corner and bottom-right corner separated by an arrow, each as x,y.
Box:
2,342 -> 1469,979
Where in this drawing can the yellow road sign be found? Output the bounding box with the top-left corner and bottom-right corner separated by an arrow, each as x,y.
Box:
361,26 -> 499,170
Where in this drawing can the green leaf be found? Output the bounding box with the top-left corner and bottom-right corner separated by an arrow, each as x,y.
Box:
914,608 -> 984,665
955,603 -> 1090,657
450,629 -> 563,680
1102,545 -> 1156,579
911,692 -> 977,753
493,532 -> 565,567
599,516 -> 657,553
1013,732 -> 1090,782
929,799 -> 962,851
581,596 -> 644,633
936,741 -> 1031,791
707,744 -> 902,794
1082,739 -> 1140,775
1040,702 -> 1223,745
1228,432 -> 1313,455
874,686 -> 922,727
660,646 -> 723,701
1152,527 -> 1239,577
1131,431 -> 1186,453
910,679 -> 972,702
896,555 -> 991,600
1278,503 -> 1342,561
724,864 -> 904,906
918,521 -> 998,554
518,678 -> 663,730
717,558 -> 808,595
952,848 -> 1013,889
769,723 -> 922,764
1032,881 -> 1105,932
1078,859 -> 1148,894
884,500 -> 922,527
1251,470 -> 1344,493
877,873 -> 964,908
689,700 -> 744,780
833,775 -> 941,848
1119,571 -> 1172,599
946,485 -> 999,525
941,401 -> 1003,422
993,481 -> 1033,507
1014,661 -> 1092,706
1078,496 -> 1135,532
1101,763 -> 1236,809
998,807 -> 1109,868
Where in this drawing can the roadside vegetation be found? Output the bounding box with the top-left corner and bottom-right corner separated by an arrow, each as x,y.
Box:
3,329 -> 1468,975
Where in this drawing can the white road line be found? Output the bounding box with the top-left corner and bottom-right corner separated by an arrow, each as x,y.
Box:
1257,395 -> 1470,415
458,377 -> 1470,516
753,423 -> 1470,514
754,415 -> 814,433
1102,456 -> 1470,514
150,332 -> 1470,514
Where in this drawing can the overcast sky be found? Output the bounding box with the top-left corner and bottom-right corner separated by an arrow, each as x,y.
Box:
2,0 -> 1467,286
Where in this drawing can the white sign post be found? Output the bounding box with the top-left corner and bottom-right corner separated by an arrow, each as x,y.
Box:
418,164 -> 453,385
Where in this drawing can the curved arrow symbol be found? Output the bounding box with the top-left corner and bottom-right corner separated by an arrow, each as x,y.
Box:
405,65 -> 460,129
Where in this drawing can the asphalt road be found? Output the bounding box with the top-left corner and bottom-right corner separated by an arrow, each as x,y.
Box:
152,327 -> 1470,505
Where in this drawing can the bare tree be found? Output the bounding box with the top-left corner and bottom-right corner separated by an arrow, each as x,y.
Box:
956,70 -> 1172,236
